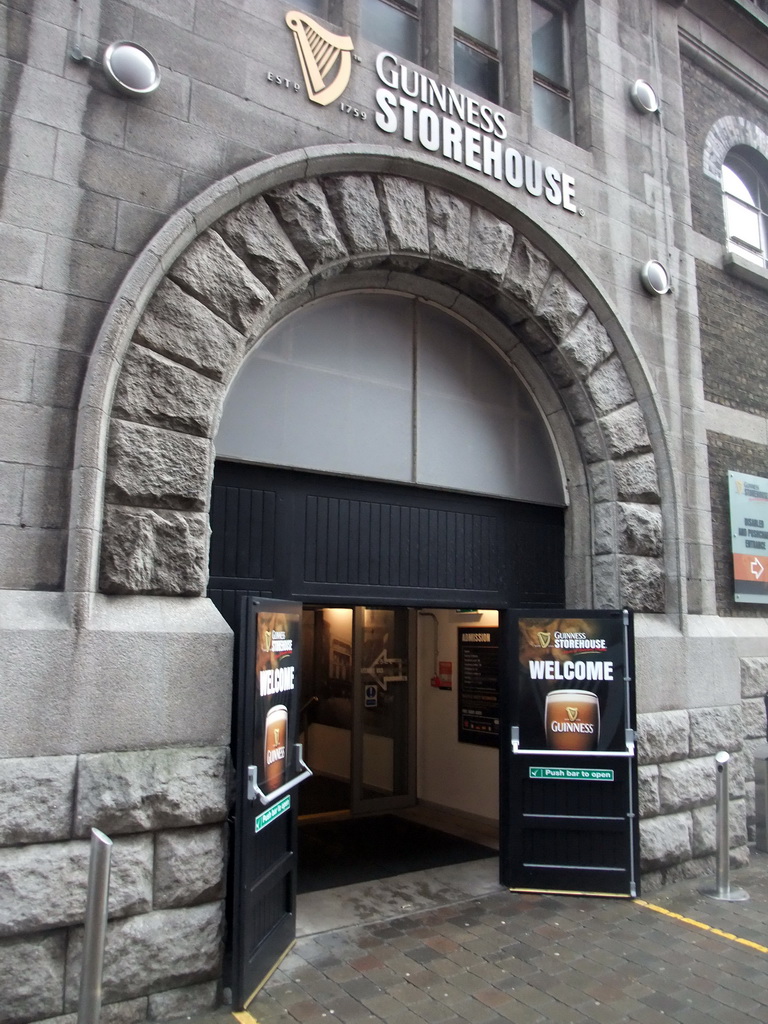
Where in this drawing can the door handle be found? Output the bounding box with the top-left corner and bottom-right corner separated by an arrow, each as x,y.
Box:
247,743 -> 313,805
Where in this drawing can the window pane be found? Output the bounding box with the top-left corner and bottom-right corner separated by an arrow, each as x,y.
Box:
454,39 -> 499,103
725,196 -> 762,250
294,0 -> 325,16
454,0 -> 496,46
532,2 -> 566,87
533,81 -> 571,139
722,163 -> 757,205
361,0 -> 419,63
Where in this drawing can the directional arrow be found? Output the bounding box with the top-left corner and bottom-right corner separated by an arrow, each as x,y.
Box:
362,647 -> 406,691
751,558 -> 765,580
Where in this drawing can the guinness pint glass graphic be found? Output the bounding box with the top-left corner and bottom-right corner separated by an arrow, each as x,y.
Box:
263,704 -> 288,794
544,689 -> 600,751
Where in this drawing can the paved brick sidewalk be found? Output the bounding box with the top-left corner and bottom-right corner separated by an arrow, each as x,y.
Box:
194,853 -> 768,1024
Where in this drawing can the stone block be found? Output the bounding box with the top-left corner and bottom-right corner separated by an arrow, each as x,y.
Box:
658,758 -> 716,814
322,174 -> 388,262
535,271 -> 588,342
65,903 -> 223,1008
0,223 -> 45,287
619,555 -> 664,612
376,176 -> 430,260
75,747 -> 228,837
105,420 -> 212,511
557,309 -> 614,380
112,345 -> 224,439
154,825 -> 226,909
503,235 -> 552,310
135,277 -> 245,383
637,764 -> 660,817
266,179 -> 349,271
592,501 -> 616,556
691,800 -> 747,857
637,710 -> 689,765
217,197 -> 308,295
0,835 -> 152,937
99,505 -> 209,595
78,138 -> 182,210
0,523 -> 67,590
0,340 -> 34,404
742,695 -> 768,740
639,811 -> 692,871
600,403 -> 651,460
613,453 -> 660,503
466,206 -> 515,283
170,230 -> 272,335
559,382 -> 595,426
689,704 -> 742,756
585,355 -> 635,415
0,931 -> 66,1024
741,657 -> 768,699
425,187 -> 471,266
147,980 -> 219,1020
617,503 -> 663,557
0,755 -> 76,846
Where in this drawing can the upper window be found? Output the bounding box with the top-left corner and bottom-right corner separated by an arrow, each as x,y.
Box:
722,149 -> 768,268
453,0 -> 500,105
531,1 -> 573,141
361,0 -> 420,64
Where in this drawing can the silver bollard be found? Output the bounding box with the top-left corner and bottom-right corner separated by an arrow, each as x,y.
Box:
704,751 -> 748,902
77,828 -> 113,1024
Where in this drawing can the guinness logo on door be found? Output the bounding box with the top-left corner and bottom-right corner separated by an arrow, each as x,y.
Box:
286,10 -> 354,106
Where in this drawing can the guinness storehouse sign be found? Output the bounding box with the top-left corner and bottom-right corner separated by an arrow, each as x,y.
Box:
281,11 -> 580,215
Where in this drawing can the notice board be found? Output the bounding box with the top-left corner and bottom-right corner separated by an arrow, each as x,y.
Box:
458,627 -> 500,747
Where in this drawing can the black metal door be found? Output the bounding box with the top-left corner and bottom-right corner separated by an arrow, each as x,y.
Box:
500,610 -> 640,898
231,596 -> 309,1009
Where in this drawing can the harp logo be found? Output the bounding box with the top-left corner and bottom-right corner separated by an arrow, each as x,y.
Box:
286,10 -> 354,106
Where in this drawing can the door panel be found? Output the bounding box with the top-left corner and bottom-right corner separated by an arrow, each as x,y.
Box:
352,608 -> 415,813
231,597 -> 305,1009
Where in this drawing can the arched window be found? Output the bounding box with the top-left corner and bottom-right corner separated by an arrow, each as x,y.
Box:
722,148 -> 768,267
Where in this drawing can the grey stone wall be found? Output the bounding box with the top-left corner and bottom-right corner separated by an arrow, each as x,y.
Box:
0,747 -> 228,1024
638,707 -> 749,886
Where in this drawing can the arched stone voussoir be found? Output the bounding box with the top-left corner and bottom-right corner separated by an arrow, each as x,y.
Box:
620,556 -> 666,613
322,173 -> 389,264
266,178 -> 349,273
134,277 -> 246,384
169,229 -> 275,336
93,165 -> 668,612
100,505 -> 209,596
106,420 -> 213,512
217,196 -> 310,296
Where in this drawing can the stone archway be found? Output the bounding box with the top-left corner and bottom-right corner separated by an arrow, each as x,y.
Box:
75,157 -> 666,612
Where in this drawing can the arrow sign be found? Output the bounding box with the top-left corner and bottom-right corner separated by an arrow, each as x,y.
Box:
751,558 -> 765,580
362,646 -> 406,691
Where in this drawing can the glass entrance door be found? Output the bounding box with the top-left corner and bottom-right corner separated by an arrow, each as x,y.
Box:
352,607 -> 415,813
298,606 -> 415,817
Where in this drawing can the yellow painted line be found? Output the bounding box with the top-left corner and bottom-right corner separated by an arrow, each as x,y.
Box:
233,1012 -> 259,1024
635,898 -> 768,955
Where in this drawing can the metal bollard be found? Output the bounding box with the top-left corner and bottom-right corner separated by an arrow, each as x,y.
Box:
77,828 -> 113,1024
704,751 -> 748,902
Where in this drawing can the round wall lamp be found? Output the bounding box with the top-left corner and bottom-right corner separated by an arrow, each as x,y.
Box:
629,79 -> 659,114
640,260 -> 671,296
102,41 -> 161,96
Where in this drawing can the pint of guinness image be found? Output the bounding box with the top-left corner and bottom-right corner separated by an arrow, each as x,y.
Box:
263,703 -> 288,794
544,689 -> 600,751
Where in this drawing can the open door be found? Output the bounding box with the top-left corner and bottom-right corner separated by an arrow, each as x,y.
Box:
232,596 -> 311,1009
500,609 -> 639,898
